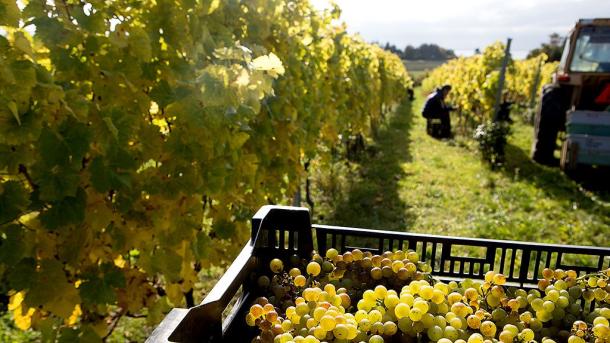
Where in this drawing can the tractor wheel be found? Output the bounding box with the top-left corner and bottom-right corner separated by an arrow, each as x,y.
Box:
531,86 -> 565,165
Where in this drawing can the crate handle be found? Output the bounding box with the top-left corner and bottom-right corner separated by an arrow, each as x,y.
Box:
251,205 -> 313,256
166,242 -> 256,342
164,205 -> 312,342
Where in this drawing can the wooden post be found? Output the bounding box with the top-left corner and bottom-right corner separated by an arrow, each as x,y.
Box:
529,56 -> 544,108
493,38 -> 512,122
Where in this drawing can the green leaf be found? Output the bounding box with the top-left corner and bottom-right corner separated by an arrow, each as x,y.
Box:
0,0 -> 20,27
192,231 -> 210,260
59,118 -> 91,165
212,218 -> 235,239
39,187 -> 86,230
151,248 -> 181,282
129,27 -> 152,62
79,276 -> 116,306
199,65 -> 230,107
7,257 -> 36,290
25,259 -> 80,318
8,101 -> 20,125
89,148 -> 136,193
36,166 -> 80,202
0,181 -> 30,224
0,224 -> 25,263
149,80 -> 175,108
78,326 -> 102,343
37,127 -> 70,166
57,327 -> 79,343
101,262 -> 126,288
71,5 -> 105,33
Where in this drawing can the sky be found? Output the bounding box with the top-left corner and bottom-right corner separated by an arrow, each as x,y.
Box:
311,0 -> 610,58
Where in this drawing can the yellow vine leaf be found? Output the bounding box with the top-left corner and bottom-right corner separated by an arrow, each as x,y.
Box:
8,291 -> 25,311
251,53 -> 285,77
65,304 -> 82,326
114,255 -> 127,268
14,307 -> 36,330
10,293 -> 36,330
165,283 -> 183,306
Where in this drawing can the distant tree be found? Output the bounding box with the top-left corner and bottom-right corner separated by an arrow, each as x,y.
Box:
527,33 -> 564,61
474,48 -> 481,55
402,43 -> 456,60
383,42 -> 402,56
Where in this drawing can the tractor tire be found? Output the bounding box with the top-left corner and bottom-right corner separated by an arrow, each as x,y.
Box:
531,86 -> 566,165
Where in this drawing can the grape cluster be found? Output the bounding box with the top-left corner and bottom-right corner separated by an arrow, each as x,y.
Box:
247,249 -> 610,343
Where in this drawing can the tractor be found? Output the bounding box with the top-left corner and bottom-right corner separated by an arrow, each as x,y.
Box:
531,18 -> 610,172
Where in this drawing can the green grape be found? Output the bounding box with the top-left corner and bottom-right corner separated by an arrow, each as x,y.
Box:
519,328 -> 535,341
449,317 -> 462,329
431,290 -> 446,304
519,311 -> 533,323
396,317 -> 412,334
322,261 -> 334,273
467,315 -> 481,329
270,258 -> 284,273
545,289 -> 560,302
435,315 -> 448,328
369,335 -> 384,343
414,299 -> 430,313
359,318 -> 372,332
371,267 -> 383,280
306,262 -> 321,276
468,333 -> 484,343
492,273 -> 507,285
407,251 -> 419,263
313,326 -> 326,340
499,330 -> 516,343
384,294 -> 400,309
529,318 -> 543,331
443,326 -> 459,341
409,308 -> 423,321
486,294 -> 501,308
420,286 -> 434,300
296,303 -> 310,316
427,325 -> 444,341
480,321 -> 497,337
333,324 -> 348,339
568,335 -> 585,343
383,321 -> 398,336
319,315 -> 335,331
593,323 -> 609,338
594,316 -> 610,326
369,310 -> 383,323
503,324 -> 518,335
491,308 -> 507,321
594,288 -> 607,301
395,303 -> 411,319
422,313 -> 436,328
325,248 -> 339,260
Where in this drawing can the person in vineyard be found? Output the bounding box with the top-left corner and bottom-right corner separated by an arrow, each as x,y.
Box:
422,84 -> 455,138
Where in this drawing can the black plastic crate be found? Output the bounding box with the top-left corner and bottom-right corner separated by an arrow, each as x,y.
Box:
147,205 -> 610,343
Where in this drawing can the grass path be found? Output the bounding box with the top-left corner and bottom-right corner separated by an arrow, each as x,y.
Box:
315,88 -> 610,248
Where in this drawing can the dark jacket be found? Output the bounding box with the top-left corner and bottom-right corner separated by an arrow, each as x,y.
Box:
422,90 -> 450,119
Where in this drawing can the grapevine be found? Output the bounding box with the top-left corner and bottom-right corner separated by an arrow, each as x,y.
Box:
0,0 -> 411,338
422,42 -> 558,133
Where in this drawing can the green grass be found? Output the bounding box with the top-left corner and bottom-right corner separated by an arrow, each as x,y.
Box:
3,88 -> 610,342
313,88 -> 610,248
